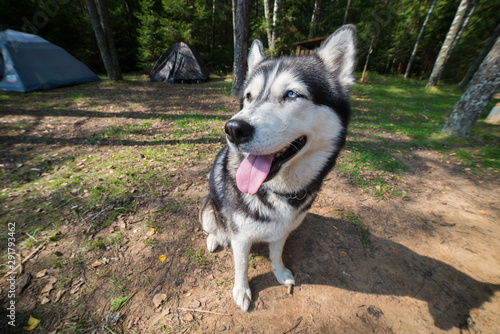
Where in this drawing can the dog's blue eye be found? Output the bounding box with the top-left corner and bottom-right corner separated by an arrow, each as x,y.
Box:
286,91 -> 298,99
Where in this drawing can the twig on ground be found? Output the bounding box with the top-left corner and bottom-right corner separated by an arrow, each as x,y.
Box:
3,241 -> 47,277
176,307 -> 232,316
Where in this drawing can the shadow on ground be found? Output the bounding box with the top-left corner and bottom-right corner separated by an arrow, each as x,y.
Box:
250,213 -> 499,331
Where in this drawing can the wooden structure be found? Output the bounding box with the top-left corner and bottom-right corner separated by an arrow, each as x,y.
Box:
293,36 -> 327,55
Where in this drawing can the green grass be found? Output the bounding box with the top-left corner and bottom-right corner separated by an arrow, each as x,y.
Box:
110,295 -> 131,311
331,73 -> 499,197
185,248 -> 212,269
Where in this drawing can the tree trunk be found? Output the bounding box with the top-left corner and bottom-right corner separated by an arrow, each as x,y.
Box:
343,0 -> 352,25
404,0 -> 437,79
232,0 -> 236,46
231,0 -> 250,95
263,0 -> 272,49
308,0 -> 323,39
211,0 -> 216,53
85,0 -> 122,81
95,0 -> 122,80
361,35 -> 375,82
441,35 -> 500,137
426,0 -> 473,88
458,23 -> 500,90
441,0 -> 477,70
269,0 -> 282,54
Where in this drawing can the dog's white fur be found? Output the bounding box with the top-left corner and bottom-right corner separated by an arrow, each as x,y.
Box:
201,25 -> 356,311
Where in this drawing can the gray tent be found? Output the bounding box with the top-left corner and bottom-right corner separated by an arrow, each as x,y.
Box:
150,42 -> 209,84
0,29 -> 100,93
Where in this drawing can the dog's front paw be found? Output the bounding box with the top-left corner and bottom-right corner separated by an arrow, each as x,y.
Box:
273,267 -> 295,286
206,234 -> 219,253
233,286 -> 252,312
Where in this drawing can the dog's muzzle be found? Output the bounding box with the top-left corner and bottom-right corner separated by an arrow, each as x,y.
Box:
225,119 -> 254,146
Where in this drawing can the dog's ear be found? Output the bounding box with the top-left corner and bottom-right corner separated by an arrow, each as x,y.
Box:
317,24 -> 357,93
248,39 -> 266,76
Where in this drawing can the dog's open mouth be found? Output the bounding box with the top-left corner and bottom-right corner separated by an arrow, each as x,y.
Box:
235,136 -> 307,194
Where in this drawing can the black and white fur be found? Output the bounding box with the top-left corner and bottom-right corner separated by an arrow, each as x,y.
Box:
200,25 -> 357,311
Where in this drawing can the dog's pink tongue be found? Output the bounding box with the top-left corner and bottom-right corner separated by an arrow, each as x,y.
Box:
236,154 -> 274,194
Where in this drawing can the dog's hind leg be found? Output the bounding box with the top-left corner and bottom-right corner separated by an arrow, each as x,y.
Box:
199,195 -> 220,252
269,234 -> 295,287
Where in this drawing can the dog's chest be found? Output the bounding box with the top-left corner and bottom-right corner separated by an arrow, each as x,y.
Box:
231,193 -> 309,243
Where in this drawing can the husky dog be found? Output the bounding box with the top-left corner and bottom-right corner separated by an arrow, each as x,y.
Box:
199,25 -> 356,311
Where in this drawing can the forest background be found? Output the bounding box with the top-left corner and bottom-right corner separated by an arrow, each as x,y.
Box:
1,0 -> 499,84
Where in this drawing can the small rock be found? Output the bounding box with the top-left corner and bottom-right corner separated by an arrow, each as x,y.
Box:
182,313 -> 194,322
255,298 -> 266,310
220,325 -> 227,331
191,299 -> 201,308
153,293 -> 167,308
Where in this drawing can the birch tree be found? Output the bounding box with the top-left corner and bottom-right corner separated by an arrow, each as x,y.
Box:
404,0 -> 437,79
426,0 -> 475,88
309,0 -> 323,39
441,35 -> 500,137
263,0 -> 281,53
263,0 -> 272,48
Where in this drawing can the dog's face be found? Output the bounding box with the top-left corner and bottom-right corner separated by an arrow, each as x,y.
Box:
226,25 -> 357,194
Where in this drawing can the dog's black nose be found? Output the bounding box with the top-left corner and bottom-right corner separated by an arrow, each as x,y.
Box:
225,120 -> 254,145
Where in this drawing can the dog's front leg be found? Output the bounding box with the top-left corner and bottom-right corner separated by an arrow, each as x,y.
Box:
231,238 -> 252,311
269,235 -> 295,286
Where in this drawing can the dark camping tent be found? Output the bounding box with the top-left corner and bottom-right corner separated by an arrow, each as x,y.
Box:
0,29 -> 100,93
150,42 -> 209,83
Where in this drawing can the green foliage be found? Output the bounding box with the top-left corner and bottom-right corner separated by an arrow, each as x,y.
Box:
2,0 -> 499,78
110,295 -> 131,311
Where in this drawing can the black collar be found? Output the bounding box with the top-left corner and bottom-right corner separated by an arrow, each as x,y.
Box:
272,189 -> 308,201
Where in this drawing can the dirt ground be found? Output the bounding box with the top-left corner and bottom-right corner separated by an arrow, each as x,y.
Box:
0,78 -> 499,334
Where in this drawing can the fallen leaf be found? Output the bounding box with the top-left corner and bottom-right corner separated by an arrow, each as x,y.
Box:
70,279 -> 85,294
146,228 -> 155,237
22,316 -> 40,331
54,289 -> 66,303
91,260 -> 101,268
127,316 -> 140,329
40,277 -> 57,295
159,255 -> 167,263
41,297 -> 50,305
35,269 -> 48,278
151,308 -> 170,325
